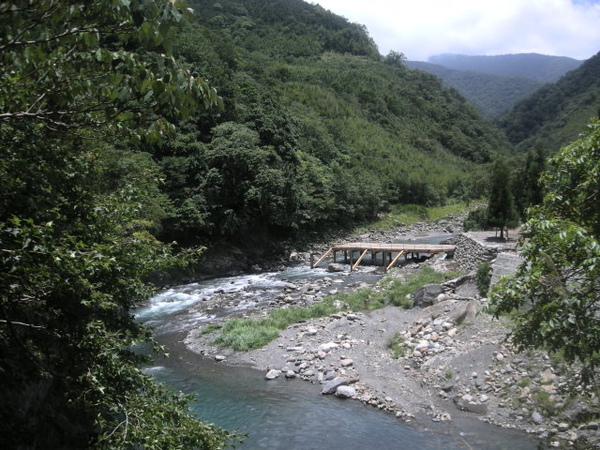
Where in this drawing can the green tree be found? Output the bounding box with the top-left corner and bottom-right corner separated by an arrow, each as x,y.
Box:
490,119 -> 600,384
513,145 -> 547,216
0,1 -> 233,448
487,158 -> 519,239
0,0 -> 219,142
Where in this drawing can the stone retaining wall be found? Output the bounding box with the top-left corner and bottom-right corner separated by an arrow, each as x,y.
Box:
453,233 -> 503,272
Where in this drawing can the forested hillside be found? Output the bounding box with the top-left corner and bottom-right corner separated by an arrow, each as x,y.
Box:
496,51 -> 600,152
407,61 -> 543,119
428,53 -> 583,82
153,0 -> 511,250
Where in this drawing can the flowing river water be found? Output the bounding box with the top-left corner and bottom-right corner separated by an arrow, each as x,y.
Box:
136,249 -> 540,449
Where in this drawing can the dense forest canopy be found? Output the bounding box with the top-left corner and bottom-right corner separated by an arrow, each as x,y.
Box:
496,51 -> 600,152
406,61 -> 545,119
0,1 -> 232,448
151,0 -> 512,249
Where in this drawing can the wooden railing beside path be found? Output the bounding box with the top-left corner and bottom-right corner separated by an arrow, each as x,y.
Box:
311,242 -> 456,271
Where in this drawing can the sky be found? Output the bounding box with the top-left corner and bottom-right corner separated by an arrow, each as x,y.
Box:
314,0 -> 600,61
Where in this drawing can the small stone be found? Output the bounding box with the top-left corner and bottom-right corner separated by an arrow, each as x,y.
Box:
415,340 -> 430,351
214,355 -> 226,361
285,370 -> 297,379
557,423 -> 570,432
496,353 -> 504,362
335,385 -> 356,399
318,342 -> 339,352
265,369 -> 281,380
531,411 -> 544,425
341,359 -> 354,367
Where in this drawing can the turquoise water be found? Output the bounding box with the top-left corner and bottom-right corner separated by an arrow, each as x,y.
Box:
148,338 -> 538,450
137,257 -> 540,449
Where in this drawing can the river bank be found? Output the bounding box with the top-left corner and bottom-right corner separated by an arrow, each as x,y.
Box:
183,216 -> 600,449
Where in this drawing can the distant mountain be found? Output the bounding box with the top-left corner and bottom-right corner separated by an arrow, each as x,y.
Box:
428,53 -> 583,83
406,60 -> 544,119
496,51 -> 600,152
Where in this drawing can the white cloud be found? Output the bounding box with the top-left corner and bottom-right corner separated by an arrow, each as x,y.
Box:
314,0 -> 600,60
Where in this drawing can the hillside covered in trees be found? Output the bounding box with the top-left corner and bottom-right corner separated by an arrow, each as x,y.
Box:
496,51 -> 600,152
406,60 -> 544,119
407,53 -> 584,120
153,0 -> 511,251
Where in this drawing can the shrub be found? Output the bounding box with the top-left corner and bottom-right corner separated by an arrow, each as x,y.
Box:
476,261 -> 492,296
463,207 -> 489,231
387,331 -> 406,359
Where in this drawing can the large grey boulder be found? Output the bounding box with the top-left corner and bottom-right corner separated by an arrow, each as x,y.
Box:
321,378 -> 350,395
327,263 -> 346,273
413,284 -> 444,307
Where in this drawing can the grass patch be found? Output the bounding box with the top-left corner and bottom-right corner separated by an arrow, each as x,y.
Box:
376,266 -> 461,307
212,266 -> 463,351
387,331 -> 406,359
517,377 -> 532,388
531,389 -> 558,417
354,202 -> 470,233
200,324 -> 222,335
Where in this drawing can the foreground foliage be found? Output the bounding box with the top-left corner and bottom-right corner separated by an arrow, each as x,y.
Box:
0,1 -> 232,448
490,119 -> 600,385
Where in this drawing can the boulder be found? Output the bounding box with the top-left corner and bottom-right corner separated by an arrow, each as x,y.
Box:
531,411 -> 544,425
265,369 -> 282,380
335,385 -> 356,399
321,378 -> 349,395
455,394 -> 488,414
327,263 -> 346,273
413,284 -> 444,307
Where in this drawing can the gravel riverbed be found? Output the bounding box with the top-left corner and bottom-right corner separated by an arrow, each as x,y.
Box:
184,217 -> 600,449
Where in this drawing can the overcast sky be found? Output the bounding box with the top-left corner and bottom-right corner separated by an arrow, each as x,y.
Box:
314,0 -> 600,61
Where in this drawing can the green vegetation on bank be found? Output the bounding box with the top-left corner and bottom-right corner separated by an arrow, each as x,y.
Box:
354,202 -> 479,233
211,267 -> 461,351
149,0 -> 512,250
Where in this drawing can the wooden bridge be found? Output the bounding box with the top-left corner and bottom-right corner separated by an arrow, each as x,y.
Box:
311,242 -> 455,271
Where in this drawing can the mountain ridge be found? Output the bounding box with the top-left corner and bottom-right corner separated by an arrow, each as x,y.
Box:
428,53 -> 583,83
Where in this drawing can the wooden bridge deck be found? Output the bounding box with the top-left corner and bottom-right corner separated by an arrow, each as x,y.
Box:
311,242 -> 455,271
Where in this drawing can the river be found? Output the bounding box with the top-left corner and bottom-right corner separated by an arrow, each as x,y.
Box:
136,260 -> 540,449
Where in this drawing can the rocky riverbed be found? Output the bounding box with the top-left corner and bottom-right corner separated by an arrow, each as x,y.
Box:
184,217 -> 600,449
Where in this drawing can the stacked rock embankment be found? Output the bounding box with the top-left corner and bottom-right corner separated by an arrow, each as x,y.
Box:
453,231 -> 518,272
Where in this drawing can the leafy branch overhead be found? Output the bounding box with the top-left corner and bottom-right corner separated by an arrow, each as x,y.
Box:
0,0 -> 221,141
0,1 -> 233,448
